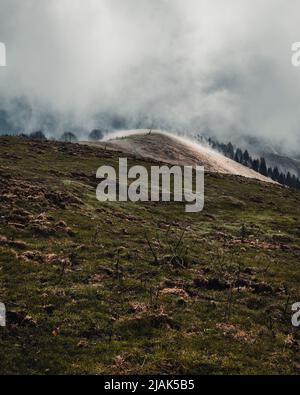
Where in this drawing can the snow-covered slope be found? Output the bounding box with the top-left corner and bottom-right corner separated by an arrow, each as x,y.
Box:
82,129 -> 275,184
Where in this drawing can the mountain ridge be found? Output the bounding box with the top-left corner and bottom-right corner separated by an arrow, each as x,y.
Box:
81,130 -> 275,184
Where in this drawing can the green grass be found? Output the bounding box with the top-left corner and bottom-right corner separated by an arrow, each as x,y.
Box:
0,136 -> 299,375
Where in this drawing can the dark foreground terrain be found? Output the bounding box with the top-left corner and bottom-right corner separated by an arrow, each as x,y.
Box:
0,136 -> 300,374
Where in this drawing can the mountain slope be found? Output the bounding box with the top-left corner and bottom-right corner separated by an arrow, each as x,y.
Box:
0,136 -> 299,375
83,130 -> 275,184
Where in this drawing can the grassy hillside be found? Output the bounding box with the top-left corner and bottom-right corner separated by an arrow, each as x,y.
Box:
0,136 -> 299,375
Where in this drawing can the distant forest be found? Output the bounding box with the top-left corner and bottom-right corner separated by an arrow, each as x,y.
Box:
197,135 -> 300,191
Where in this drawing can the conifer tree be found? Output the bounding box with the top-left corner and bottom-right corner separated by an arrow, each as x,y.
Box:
259,157 -> 268,177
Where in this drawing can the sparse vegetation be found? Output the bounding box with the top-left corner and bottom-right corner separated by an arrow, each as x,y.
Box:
0,135 -> 300,374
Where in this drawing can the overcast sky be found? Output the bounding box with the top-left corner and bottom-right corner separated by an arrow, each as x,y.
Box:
1,0 -> 300,152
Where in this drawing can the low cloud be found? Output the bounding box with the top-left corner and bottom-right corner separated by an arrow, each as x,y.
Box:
0,0 -> 300,153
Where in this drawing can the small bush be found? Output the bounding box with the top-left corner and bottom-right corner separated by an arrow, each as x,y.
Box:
29,131 -> 47,140
60,132 -> 78,143
89,129 -> 104,141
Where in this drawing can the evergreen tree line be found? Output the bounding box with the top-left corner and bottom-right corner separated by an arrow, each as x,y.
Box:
198,135 -> 300,190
